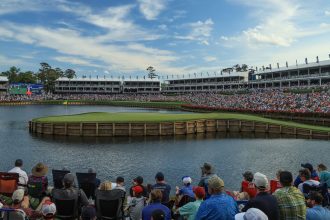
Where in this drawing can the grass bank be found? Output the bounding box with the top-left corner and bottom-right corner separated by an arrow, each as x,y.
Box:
33,112 -> 330,132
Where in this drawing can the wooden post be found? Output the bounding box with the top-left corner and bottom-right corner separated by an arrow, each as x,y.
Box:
112,123 -> 115,136
227,120 -> 230,132
239,121 -> 242,132
173,122 -> 176,135
266,123 -> 269,133
128,123 -> 131,136
309,130 -> 313,139
80,123 -> 83,136
252,121 -> 255,132
64,123 -> 67,135
195,121 -> 198,133
185,122 -> 189,134
144,123 -> 147,136
159,123 -> 162,135
294,127 -> 297,135
204,120 -> 207,133
51,123 -> 54,134
216,120 -> 219,132
96,123 -> 99,136
41,123 -> 44,134
279,125 -> 282,134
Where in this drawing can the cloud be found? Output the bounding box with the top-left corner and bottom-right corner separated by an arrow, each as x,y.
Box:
325,10 -> 330,16
137,0 -> 166,20
204,56 -> 217,62
54,56 -> 103,68
0,23 -> 183,74
175,18 -> 214,44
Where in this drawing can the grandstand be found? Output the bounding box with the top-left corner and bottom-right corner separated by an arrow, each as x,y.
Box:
54,77 -> 160,94
0,76 -> 8,93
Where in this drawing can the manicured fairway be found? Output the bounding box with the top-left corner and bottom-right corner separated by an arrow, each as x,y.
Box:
33,112 -> 330,132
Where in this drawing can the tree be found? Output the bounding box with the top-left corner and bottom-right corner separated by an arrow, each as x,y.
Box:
146,66 -> 157,79
55,68 -> 64,78
37,62 -> 62,93
64,69 -> 76,79
241,64 -> 248,71
1,66 -> 20,83
16,71 -> 37,83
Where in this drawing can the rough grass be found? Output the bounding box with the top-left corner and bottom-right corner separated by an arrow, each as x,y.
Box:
33,112 -> 330,132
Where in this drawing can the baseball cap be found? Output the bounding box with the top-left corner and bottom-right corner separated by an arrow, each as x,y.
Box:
155,172 -> 164,181
41,200 -> 56,217
253,172 -> 269,189
301,163 -> 313,172
12,189 -> 24,202
208,175 -> 224,190
132,185 -> 143,194
193,186 -> 205,199
63,173 -> 75,185
182,176 -> 192,184
134,176 -> 143,185
235,208 -> 268,220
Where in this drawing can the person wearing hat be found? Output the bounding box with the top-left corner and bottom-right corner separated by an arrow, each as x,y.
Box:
151,172 -> 171,205
51,173 -> 89,218
5,189 -> 43,219
306,191 -> 330,220
198,163 -> 216,199
241,172 -> 279,220
294,163 -> 319,187
177,186 -> 205,220
176,176 -> 195,198
126,185 -> 146,220
41,200 -> 56,220
195,175 -> 238,220
273,171 -> 306,220
28,162 -> 49,195
235,208 -> 269,220
129,176 -> 149,198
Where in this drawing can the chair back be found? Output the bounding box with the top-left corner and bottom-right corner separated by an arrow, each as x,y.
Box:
1,208 -> 26,220
0,172 -> 19,197
27,181 -> 43,198
54,198 -> 76,219
95,189 -> 126,219
76,172 -> 96,199
52,169 -> 70,189
176,195 -> 195,208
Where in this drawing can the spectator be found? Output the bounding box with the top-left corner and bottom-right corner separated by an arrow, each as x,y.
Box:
298,168 -> 320,194
198,163 -> 216,199
51,173 -> 89,217
8,159 -> 28,187
129,176 -> 149,198
241,171 -> 257,199
176,176 -> 194,198
151,209 -> 166,220
99,181 -> 112,191
152,172 -> 171,204
306,191 -> 330,220
127,185 -> 146,220
115,176 -> 126,192
177,186 -> 205,220
273,171 -> 306,220
195,175 -> 238,220
242,172 -> 279,220
294,163 -> 319,187
317,164 -> 330,188
235,208 -> 269,220
28,162 -> 49,195
81,205 -> 97,220
41,200 -> 56,220
270,169 -> 283,194
142,189 -> 171,220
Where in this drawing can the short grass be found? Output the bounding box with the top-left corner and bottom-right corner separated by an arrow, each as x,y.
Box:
33,112 -> 330,132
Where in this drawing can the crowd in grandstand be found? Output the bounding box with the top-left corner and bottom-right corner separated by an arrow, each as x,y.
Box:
0,87 -> 330,114
1,160 -> 330,219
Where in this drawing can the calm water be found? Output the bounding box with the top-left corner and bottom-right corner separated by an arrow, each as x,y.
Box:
0,105 -> 329,192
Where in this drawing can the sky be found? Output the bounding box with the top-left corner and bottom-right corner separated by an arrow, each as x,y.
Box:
0,0 -> 330,77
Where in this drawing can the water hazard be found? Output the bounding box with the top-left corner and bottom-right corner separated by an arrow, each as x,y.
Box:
0,105 -> 328,191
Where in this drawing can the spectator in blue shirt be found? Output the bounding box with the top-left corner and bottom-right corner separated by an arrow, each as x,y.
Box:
142,189 -> 171,220
306,191 -> 330,220
195,175 -> 238,220
152,172 -> 171,205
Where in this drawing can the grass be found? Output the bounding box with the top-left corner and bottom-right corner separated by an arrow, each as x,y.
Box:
33,112 -> 330,132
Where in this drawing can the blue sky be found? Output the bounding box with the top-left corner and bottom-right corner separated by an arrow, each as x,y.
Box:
0,0 -> 330,77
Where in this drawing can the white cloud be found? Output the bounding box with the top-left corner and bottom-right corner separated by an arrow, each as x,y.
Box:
0,23 -> 184,74
175,19 -> 214,44
204,56 -> 217,62
325,10 -> 330,16
137,0 -> 166,20
54,56 -> 103,68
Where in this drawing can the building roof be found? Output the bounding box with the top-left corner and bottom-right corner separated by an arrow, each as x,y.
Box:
0,76 -> 8,82
165,71 -> 248,82
56,77 -> 160,82
254,59 -> 330,75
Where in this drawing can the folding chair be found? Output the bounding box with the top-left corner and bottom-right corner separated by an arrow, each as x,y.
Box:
1,208 -> 26,220
54,198 -> 77,219
52,169 -> 70,189
76,172 -> 96,199
95,189 -> 126,220
0,172 -> 19,197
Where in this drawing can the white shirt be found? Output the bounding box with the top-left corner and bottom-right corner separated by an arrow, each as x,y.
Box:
8,166 -> 28,185
298,179 -> 320,193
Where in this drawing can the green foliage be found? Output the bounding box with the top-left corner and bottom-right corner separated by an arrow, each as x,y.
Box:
64,69 -> 76,79
146,66 -> 157,79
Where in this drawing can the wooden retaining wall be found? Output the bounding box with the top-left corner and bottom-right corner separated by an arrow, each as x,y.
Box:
29,120 -> 330,140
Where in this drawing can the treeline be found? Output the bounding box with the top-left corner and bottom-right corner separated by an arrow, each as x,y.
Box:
0,62 -> 76,92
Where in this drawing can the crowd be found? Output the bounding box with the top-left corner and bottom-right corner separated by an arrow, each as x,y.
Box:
0,87 -> 329,113
1,160 -> 330,220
